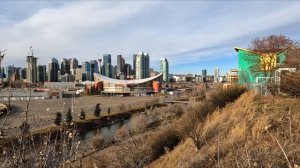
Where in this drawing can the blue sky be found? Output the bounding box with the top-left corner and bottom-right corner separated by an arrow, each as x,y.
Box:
1,1 -> 300,75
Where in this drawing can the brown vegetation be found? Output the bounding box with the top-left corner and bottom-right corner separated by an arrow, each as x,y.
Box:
280,72 -> 300,97
150,91 -> 300,168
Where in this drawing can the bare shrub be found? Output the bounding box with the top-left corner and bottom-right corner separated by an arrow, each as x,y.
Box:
150,126 -> 180,159
144,97 -> 160,109
117,103 -> 126,113
280,72 -> 300,97
128,114 -> 147,134
208,85 -> 247,108
91,134 -> 105,150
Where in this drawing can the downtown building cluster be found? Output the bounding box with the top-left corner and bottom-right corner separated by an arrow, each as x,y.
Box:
0,52 -> 170,84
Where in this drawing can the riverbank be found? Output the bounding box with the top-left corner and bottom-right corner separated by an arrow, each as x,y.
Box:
0,103 -> 166,151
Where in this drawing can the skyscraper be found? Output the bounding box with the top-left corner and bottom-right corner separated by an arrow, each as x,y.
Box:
103,54 -> 111,65
102,54 -> 112,77
104,63 -> 112,78
123,63 -> 132,79
90,60 -> 99,81
20,68 -> 26,81
214,67 -> 220,83
48,58 -> 59,82
61,58 -> 70,75
82,61 -> 91,81
75,65 -> 82,81
135,52 -> 150,79
160,57 -> 169,82
70,58 -> 78,75
26,55 -> 38,83
37,65 -> 47,83
133,54 -> 137,76
117,55 -> 125,75
4,65 -> 16,78
202,69 -> 207,82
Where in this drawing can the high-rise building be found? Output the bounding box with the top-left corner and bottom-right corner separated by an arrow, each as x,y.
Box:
37,65 -> 47,83
123,63 -> 132,79
75,66 -> 82,81
202,69 -> 207,82
82,61 -> 91,81
133,54 -> 137,75
117,55 -> 125,75
103,54 -> 111,65
102,54 -> 112,77
61,58 -> 70,75
135,52 -> 150,79
48,58 -> 59,82
160,57 -> 169,82
26,55 -> 38,83
4,65 -> 16,78
20,68 -> 26,81
90,60 -> 99,81
70,58 -> 78,75
214,67 -> 220,83
104,63 -> 112,78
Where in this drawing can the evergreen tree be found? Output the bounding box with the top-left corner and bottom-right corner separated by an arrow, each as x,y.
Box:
54,112 -> 62,126
94,103 -> 101,117
66,108 -> 73,123
80,109 -> 86,120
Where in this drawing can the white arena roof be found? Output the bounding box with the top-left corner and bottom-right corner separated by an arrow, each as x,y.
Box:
93,73 -> 162,84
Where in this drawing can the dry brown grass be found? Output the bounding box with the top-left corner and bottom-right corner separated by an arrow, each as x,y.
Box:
150,91 -> 300,168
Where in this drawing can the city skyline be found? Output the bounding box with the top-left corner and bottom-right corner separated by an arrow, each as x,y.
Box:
1,1 -> 300,75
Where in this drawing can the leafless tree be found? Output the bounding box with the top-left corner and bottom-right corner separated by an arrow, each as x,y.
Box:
246,35 -> 299,78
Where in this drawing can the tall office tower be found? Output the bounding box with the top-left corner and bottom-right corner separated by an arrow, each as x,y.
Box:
26,55 -> 38,83
123,63 -> 132,79
90,60 -> 99,81
135,52 -> 150,79
160,57 -> 169,82
37,65 -> 47,83
104,63 -> 112,78
111,66 -> 117,79
103,54 -> 111,65
0,67 -> 4,79
102,54 -> 111,76
133,54 -> 137,75
60,58 -> 70,75
117,55 -> 125,75
75,65 -> 82,81
48,58 -> 59,82
202,69 -> 207,82
214,67 -> 220,83
144,53 -> 150,78
70,58 -> 78,75
82,61 -> 91,81
21,68 -> 26,81
4,65 -> 16,78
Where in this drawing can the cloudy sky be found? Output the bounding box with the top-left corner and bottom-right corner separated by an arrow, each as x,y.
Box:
1,0 -> 300,75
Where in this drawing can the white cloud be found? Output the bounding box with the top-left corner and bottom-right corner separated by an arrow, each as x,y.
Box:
1,1 -> 300,72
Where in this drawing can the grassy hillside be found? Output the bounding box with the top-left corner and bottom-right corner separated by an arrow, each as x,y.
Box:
150,91 -> 300,168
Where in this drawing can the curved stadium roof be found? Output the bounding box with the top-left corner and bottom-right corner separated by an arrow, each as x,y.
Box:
93,73 -> 162,85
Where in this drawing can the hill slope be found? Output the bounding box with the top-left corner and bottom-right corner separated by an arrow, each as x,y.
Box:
150,91 -> 300,168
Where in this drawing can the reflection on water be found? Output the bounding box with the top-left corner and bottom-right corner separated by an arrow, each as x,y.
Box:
75,119 -> 129,149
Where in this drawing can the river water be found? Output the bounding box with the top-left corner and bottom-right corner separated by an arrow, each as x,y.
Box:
74,119 -> 129,149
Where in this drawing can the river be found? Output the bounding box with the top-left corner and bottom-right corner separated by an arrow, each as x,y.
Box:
74,119 -> 129,149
